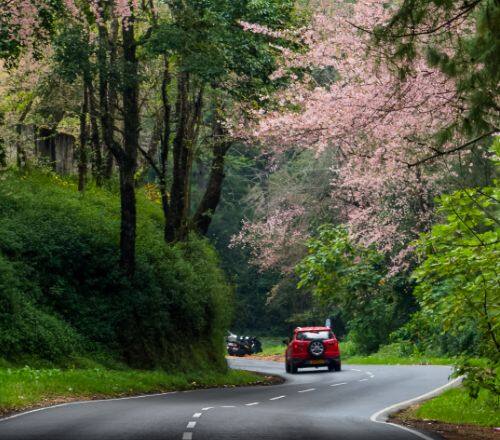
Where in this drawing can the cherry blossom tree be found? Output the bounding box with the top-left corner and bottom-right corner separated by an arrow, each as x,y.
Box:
0,0 -> 65,62
234,0 -> 493,273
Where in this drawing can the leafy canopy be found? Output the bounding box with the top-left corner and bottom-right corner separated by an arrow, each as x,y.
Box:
412,140 -> 500,396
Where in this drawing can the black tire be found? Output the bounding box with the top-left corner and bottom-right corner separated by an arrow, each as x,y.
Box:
334,361 -> 341,372
308,340 -> 325,358
291,364 -> 298,374
285,361 -> 291,373
328,364 -> 335,372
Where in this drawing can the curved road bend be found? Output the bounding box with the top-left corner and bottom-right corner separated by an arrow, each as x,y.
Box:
0,358 -> 453,440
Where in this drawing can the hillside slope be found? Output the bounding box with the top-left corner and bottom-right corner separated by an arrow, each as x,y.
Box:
0,170 -> 232,371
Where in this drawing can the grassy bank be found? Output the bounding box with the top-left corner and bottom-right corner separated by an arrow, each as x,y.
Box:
0,365 -> 270,416
396,387 -> 500,427
253,338 -> 455,365
256,337 -> 285,357
343,354 -> 453,365
0,170 -> 232,370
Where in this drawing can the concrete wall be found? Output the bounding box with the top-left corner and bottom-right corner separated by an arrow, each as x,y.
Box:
34,126 -> 77,174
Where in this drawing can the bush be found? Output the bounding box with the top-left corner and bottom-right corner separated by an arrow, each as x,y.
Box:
0,170 -> 232,370
411,169 -> 499,396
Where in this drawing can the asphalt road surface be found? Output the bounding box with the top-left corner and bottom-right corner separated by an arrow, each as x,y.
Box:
0,358 -> 455,440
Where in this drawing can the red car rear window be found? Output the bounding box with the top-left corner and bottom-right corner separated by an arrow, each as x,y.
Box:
296,331 -> 332,340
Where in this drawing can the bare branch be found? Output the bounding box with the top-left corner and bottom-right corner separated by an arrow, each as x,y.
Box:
407,130 -> 497,168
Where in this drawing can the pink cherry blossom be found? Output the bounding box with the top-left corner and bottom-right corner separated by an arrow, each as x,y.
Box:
234,0 -> 476,274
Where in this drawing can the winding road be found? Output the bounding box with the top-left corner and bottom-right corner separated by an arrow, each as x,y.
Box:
0,358 -> 456,440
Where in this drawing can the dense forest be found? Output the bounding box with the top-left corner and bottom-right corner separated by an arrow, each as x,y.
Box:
0,0 -> 498,403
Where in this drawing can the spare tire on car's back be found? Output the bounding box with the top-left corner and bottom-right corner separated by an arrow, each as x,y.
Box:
308,340 -> 325,357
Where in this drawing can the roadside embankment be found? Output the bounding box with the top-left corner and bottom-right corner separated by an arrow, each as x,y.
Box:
0,365 -> 282,418
390,387 -> 499,440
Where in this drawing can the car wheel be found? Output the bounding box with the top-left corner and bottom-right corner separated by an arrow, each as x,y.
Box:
291,364 -> 298,374
334,361 -> 341,372
308,340 -> 325,358
328,363 -> 335,372
285,361 -> 290,373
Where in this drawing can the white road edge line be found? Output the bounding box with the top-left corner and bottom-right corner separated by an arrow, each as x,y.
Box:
359,379 -> 369,382
0,391 -> 179,423
330,382 -> 347,387
298,388 -> 315,393
220,405 -> 235,408
186,421 -> 197,429
192,413 -> 202,418
182,433 -> 193,440
201,407 -> 213,411
245,402 -> 259,406
270,395 -> 286,400
370,377 -> 462,440
350,368 -> 361,372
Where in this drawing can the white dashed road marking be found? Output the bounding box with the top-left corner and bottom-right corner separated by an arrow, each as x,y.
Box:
178,365 -> 378,440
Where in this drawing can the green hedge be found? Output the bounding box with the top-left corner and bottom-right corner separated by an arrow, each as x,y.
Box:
0,170 -> 232,370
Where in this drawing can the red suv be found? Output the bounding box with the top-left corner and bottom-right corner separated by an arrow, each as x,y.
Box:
285,326 -> 341,374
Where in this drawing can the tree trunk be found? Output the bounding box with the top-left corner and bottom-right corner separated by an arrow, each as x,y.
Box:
192,122 -> 231,235
15,99 -> 33,169
159,58 -> 172,241
119,14 -> 140,276
0,135 -> 6,168
181,87 -> 204,232
119,162 -> 137,275
98,15 -> 118,181
78,85 -> 89,192
165,71 -> 189,242
87,80 -> 103,185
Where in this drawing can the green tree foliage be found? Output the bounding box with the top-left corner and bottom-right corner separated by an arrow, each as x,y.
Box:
0,170 -> 231,370
296,225 -> 414,353
146,0 -> 297,100
411,143 -> 499,396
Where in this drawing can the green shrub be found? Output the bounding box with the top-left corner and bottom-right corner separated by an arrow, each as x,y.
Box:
0,170 -> 232,370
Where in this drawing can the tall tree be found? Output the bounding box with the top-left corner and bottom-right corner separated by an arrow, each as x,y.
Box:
139,0 -> 298,242
235,0 -> 496,274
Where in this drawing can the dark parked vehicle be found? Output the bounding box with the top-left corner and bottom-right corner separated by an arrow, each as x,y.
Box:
226,332 -> 262,356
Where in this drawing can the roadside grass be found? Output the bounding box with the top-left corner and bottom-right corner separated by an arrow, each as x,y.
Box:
253,338 -> 455,365
255,337 -> 285,357
403,387 -> 500,427
343,354 -> 454,365
343,342 -> 455,365
0,366 -> 267,415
